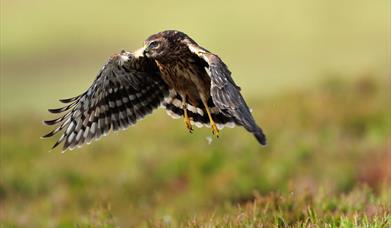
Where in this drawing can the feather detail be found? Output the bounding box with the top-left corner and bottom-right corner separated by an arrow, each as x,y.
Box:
43,50 -> 169,151
162,90 -> 237,129
184,39 -> 267,145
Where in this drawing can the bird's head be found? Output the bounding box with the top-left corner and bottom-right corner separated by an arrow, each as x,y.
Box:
141,30 -> 190,60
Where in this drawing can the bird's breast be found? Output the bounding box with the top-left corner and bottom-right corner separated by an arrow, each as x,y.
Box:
156,59 -> 210,105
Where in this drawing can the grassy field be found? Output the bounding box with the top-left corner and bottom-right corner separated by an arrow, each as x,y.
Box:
1,0 -> 390,227
1,77 -> 390,226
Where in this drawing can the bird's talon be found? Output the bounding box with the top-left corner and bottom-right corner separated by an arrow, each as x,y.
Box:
188,126 -> 193,133
211,122 -> 220,137
184,118 -> 193,133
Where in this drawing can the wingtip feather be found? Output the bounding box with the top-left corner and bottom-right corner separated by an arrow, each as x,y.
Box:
254,129 -> 267,146
59,96 -> 79,104
42,131 -> 55,138
43,119 -> 59,126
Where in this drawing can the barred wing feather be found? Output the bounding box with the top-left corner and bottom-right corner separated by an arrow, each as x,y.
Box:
42,51 -> 169,151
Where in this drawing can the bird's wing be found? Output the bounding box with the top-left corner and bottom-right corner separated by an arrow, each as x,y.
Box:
42,50 -> 169,151
184,41 -> 267,145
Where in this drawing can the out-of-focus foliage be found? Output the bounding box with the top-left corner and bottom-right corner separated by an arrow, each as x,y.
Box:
1,0 -> 390,226
1,77 -> 390,226
1,0 -> 390,113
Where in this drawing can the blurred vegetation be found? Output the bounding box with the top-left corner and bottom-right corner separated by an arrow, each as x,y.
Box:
1,0 -> 390,113
1,77 -> 390,226
1,0 -> 390,227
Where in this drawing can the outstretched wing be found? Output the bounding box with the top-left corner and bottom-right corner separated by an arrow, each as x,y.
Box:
42,50 -> 169,151
184,41 -> 267,145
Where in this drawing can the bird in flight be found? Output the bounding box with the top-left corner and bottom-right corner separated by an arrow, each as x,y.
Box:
43,30 -> 267,151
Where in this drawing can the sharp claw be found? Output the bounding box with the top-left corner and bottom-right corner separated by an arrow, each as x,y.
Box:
211,122 -> 220,138
184,118 -> 193,134
187,125 -> 193,134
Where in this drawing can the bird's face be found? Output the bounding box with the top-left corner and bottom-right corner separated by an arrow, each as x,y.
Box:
143,37 -> 169,59
142,30 -> 188,60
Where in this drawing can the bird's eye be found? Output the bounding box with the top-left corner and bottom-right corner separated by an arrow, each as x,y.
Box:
149,41 -> 160,49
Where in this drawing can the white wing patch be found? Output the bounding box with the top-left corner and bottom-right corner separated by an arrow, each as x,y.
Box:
162,89 -> 237,130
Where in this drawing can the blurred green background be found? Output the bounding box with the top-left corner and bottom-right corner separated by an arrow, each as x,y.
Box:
1,0 -> 390,227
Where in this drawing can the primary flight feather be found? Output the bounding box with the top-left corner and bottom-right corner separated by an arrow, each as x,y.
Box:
43,30 -> 267,151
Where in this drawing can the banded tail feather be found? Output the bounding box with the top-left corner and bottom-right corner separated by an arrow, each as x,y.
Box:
162,90 -> 237,129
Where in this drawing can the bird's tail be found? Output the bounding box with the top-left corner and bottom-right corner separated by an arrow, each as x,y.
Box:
162,90 -> 237,129
252,126 -> 267,146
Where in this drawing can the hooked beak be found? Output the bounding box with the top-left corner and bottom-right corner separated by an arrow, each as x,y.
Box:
133,45 -> 149,58
143,45 -> 151,56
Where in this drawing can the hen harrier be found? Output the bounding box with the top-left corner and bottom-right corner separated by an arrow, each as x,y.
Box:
43,30 -> 267,151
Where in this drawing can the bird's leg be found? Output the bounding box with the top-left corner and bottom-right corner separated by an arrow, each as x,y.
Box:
201,99 -> 219,137
182,96 -> 193,133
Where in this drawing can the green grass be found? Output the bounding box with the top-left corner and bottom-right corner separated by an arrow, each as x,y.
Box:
1,77 -> 390,227
78,187 -> 391,227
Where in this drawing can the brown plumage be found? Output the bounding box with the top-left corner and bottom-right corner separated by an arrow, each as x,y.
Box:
42,30 -> 267,151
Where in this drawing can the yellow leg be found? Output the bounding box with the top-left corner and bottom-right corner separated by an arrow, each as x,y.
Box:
202,100 -> 219,137
182,99 -> 193,133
